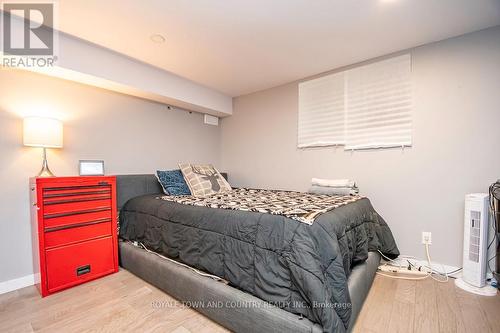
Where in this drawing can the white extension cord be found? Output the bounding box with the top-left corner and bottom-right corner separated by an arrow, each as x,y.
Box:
376,243 -> 449,282
425,243 -> 449,283
378,265 -> 428,276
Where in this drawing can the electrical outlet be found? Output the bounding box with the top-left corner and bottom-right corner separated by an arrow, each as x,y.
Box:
422,232 -> 432,245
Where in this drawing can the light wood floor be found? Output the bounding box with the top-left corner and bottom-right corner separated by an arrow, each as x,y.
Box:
353,273 -> 500,333
1,269 -> 499,333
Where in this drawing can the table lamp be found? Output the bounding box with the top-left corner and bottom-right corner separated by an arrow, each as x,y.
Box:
23,117 -> 63,177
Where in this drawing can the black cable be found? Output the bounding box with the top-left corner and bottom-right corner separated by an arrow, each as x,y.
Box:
443,267 -> 463,274
487,183 -> 498,250
488,255 -> 497,275
487,235 -> 496,250
424,265 -> 462,276
487,182 -> 499,274
407,258 -> 462,276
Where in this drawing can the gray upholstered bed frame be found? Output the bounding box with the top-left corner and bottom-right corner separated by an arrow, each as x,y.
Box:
116,175 -> 380,332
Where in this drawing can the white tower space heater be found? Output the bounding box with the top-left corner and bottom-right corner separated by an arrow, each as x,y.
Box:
455,193 -> 497,296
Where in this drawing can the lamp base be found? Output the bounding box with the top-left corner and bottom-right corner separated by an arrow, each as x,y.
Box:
37,147 -> 55,177
37,165 -> 55,177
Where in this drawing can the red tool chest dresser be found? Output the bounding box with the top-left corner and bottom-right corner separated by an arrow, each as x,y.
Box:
30,176 -> 118,297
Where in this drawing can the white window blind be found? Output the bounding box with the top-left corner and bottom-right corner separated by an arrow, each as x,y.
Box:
298,72 -> 345,148
344,54 -> 412,150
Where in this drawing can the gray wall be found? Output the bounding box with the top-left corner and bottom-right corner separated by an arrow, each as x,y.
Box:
221,26 -> 500,267
0,69 -> 221,283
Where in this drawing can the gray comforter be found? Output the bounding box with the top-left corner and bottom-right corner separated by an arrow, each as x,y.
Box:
119,194 -> 399,332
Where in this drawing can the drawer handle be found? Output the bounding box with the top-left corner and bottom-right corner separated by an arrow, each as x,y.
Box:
43,184 -> 110,192
44,207 -> 110,219
43,190 -> 111,199
44,196 -> 111,205
45,218 -> 112,232
76,265 -> 91,276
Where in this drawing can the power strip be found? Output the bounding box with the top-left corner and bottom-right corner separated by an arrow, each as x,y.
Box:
378,265 -> 430,276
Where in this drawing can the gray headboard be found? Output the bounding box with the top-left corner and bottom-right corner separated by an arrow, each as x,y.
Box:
116,173 -> 228,211
116,174 -> 162,210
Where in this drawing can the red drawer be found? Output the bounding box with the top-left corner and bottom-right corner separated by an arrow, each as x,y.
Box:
44,221 -> 112,248
43,198 -> 111,215
42,185 -> 111,197
45,236 -> 114,292
43,208 -> 112,229
43,192 -> 111,204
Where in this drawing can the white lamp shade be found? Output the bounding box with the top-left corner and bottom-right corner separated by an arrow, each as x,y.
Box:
23,117 -> 63,148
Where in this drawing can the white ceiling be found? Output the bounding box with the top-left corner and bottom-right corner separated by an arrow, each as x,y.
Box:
57,0 -> 500,97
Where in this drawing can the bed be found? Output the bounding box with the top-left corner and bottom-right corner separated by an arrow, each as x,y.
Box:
116,175 -> 399,332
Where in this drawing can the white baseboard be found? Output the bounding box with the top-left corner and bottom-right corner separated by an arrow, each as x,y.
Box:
0,274 -> 36,295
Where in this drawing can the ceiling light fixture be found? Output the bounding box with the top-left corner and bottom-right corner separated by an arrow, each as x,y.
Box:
150,34 -> 166,43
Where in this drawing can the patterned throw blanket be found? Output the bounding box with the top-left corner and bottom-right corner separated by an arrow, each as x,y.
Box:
160,188 -> 362,225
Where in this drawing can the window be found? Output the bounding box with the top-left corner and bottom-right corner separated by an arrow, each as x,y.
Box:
297,54 -> 412,150
345,54 -> 412,150
298,72 -> 345,148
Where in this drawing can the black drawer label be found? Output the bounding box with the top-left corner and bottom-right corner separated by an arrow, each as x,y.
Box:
76,265 -> 91,276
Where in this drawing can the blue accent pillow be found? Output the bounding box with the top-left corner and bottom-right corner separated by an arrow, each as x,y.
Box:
156,169 -> 191,195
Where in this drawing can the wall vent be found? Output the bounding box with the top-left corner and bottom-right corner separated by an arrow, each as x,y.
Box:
204,114 -> 219,126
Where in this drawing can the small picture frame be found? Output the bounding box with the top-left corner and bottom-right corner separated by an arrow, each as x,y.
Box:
79,160 -> 105,176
